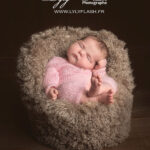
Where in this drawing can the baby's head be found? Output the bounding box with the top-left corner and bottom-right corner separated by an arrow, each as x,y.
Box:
67,35 -> 108,70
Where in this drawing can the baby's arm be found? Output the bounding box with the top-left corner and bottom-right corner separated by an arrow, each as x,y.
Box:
43,57 -> 69,100
43,65 -> 59,100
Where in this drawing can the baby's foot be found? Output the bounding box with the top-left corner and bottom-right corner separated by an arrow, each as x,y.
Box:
91,73 -> 101,87
97,89 -> 114,104
107,89 -> 114,104
88,73 -> 101,96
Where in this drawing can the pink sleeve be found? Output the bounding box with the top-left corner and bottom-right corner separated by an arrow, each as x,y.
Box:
43,67 -> 59,95
43,57 -> 66,95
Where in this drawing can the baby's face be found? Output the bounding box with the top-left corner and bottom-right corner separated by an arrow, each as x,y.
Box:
67,37 -> 103,69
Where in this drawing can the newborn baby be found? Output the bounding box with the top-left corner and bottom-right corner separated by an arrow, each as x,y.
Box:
43,35 -> 117,104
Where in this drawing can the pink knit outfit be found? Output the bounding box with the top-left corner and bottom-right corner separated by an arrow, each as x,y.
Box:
43,56 -> 117,104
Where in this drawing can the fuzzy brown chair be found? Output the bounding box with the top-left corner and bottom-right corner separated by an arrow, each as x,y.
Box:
17,26 -> 135,150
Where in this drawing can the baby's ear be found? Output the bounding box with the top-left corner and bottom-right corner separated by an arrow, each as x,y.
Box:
94,59 -> 107,69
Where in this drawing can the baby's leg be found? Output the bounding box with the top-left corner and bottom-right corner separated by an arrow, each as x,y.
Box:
80,91 -> 99,104
87,73 -> 102,97
80,89 -> 114,104
98,89 -> 114,104
88,73 -> 113,97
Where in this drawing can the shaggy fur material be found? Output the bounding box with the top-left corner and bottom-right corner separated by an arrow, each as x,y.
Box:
17,26 -> 135,150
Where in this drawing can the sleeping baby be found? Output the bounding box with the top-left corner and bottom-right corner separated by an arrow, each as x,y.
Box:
43,35 -> 117,104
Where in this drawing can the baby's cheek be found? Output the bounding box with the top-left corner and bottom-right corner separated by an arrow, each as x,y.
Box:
83,62 -> 91,69
87,62 -> 94,70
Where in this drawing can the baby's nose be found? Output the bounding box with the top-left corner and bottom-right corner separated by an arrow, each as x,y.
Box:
79,50 -> 85,56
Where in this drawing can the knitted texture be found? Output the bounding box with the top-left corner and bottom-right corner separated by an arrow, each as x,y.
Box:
43,56 -> 117,104
17,26 -> 135,150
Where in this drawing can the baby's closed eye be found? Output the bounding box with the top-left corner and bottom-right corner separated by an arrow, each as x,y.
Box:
87,54 -> 92,62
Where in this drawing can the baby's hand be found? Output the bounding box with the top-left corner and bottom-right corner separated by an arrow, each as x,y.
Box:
48,87 -> 58,100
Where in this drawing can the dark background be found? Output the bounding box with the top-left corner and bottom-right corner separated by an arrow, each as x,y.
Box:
1,0 -> 150,149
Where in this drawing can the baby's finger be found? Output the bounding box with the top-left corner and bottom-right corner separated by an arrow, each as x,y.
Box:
52,89 -> 57,94
52,92 -> 57,97
52,94 -> 57,100
54,89 -> 58,95
52,97 -> 56,100
50,88 -> 55,94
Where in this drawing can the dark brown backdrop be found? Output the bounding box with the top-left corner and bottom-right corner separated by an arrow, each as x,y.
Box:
1,0 -> 150,149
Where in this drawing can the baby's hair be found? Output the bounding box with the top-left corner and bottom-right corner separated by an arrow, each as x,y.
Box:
80,34 -> 109,59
